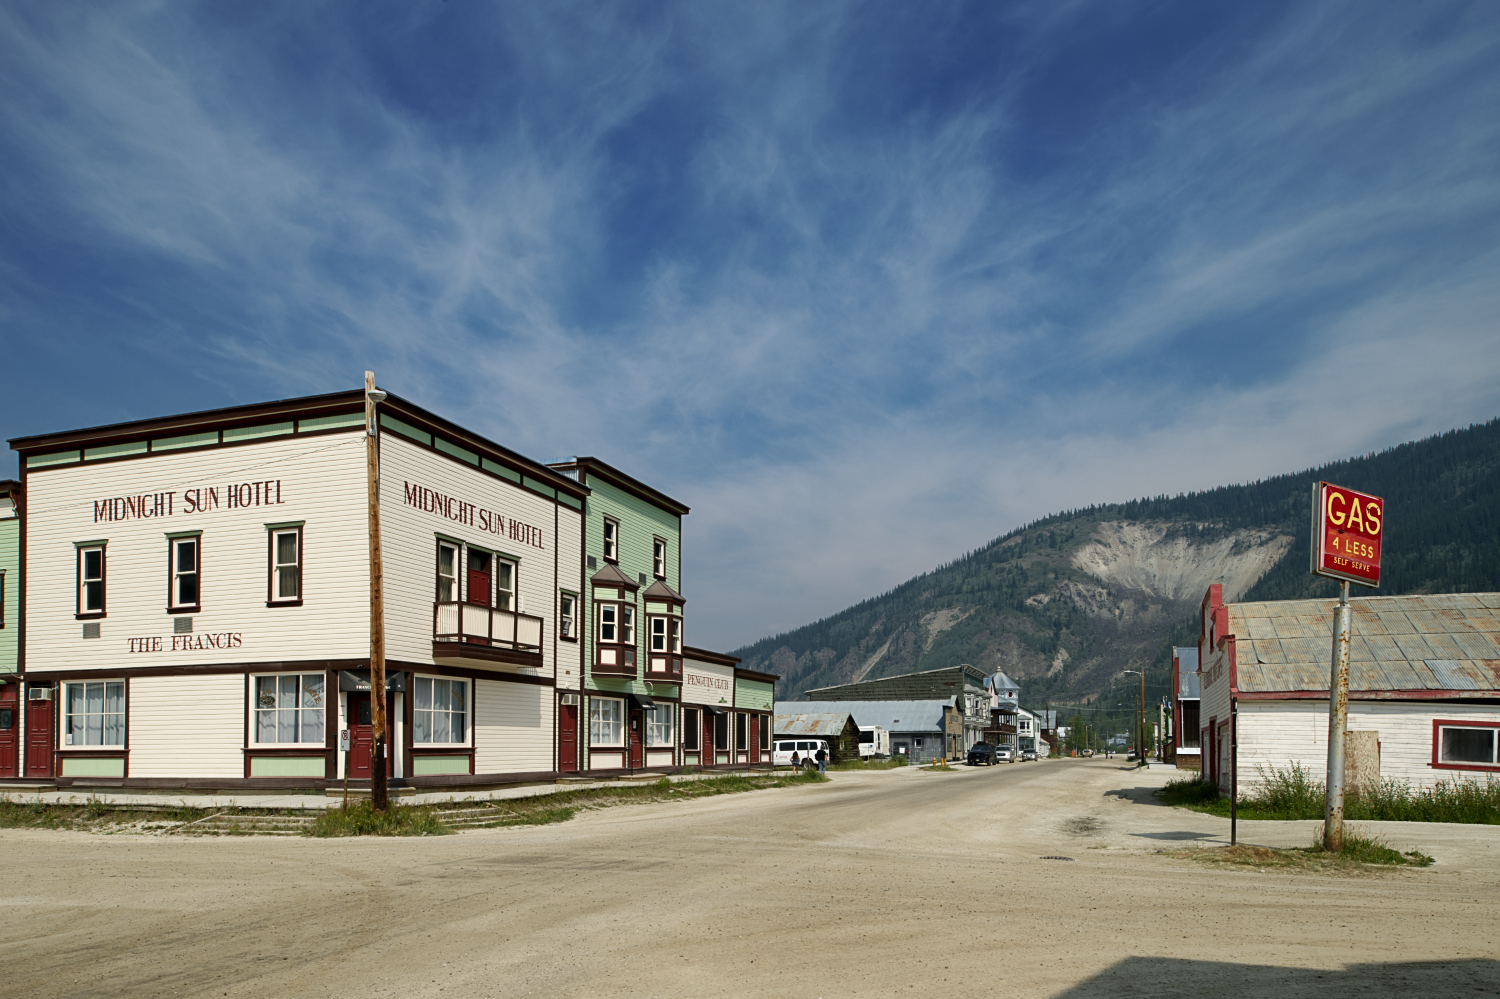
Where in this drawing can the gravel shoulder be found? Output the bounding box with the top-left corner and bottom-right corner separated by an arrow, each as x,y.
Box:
0,758 -> 1495,999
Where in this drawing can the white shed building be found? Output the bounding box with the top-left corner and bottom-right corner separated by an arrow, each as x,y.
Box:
1198,584 -> 1500,794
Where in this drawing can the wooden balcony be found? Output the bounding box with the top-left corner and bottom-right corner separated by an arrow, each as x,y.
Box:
432,601 -> 544,669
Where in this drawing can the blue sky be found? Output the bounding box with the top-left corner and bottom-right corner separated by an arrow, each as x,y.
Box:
3,2 -> 1498,650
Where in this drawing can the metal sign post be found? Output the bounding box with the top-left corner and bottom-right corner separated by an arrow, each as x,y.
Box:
340,728 -> 352,810
1310,481 -> 1383,852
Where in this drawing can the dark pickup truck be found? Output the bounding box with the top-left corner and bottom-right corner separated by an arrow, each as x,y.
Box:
967,742 -> 998,766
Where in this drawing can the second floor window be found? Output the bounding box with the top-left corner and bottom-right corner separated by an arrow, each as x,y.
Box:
78,545 -> 105,617
270,528 -> 301,602
495,559 -> 514,611
598,603 -> 634,644
170,536 -> 199,609
559,594 -> 576,638
602,518 -> 618,561
437,543 -> 458,602
653,538 -> 666,578
649,616 -> 682,654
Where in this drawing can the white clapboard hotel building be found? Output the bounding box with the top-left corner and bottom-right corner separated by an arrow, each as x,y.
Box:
8,389 -> 596,789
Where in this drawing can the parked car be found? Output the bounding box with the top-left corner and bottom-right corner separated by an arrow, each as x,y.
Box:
966,742 -> 998,766
774,739 -> 830,768
993,746 -> 1015,763
1020,748 -> 1038,761
1080,749 -> 1094,758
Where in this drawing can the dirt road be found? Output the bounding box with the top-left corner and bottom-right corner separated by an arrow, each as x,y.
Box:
1,760 -> 1496,998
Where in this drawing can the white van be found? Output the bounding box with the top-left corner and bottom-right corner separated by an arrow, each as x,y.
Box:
857,725 -> 889,758
774,739 -> 830,768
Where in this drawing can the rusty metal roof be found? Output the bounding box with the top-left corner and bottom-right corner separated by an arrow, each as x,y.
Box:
772,711 -> 858,737
1230,592 -> 1500,694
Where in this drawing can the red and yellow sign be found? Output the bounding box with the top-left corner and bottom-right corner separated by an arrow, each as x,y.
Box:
1311,481 -> 1383,586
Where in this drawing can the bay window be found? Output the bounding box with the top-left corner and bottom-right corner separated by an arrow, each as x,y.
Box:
253,673 -> 326,745
649,616 -> 681,655
64,681 -> 124,746
590,697 -> 624,746
414,676 -> 468,745
646,703 -> 675,747
598,603 -> 634,645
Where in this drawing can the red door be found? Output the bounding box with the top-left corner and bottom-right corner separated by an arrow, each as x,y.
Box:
628,710 -> 644,769
347,694 -> 393,779
558,702 -> 578,773
749,715 -> 760,765
467,550 -> 491,606
0,685 -> 17,778
25,692 -> 54,779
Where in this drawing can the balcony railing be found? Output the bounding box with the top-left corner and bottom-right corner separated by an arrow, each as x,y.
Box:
434,601 -> 543,653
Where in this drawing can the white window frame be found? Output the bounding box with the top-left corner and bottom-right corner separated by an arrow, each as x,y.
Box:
646,702 -> 675,747
602,517 -> 619,562
77,544 -> 105,617
269,526 -> 302,603
1435,722 -> 1500,770
559,593 -> 577,640
63,680 -> 125,747
619,604 -> 634,645
251,672 -> 327,746
169,535 -> 200,610
668,617 -> 681,654
650,616 -> 668,653
652,537 -> 666,578
437,541 -> 459,602
413,675 -> 470,747
494,558 -> 516,611
598,602 -> 617,643
590,696 -> 624,746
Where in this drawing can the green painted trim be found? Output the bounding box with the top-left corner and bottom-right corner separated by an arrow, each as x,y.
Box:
26,451 -> 80,468
684,754 -> 699,766
60,757 -> 126,777
435,438 -> 480,465
297,412 -> 364,432
249,756 -> 325,777
264,520 -> 306,531
223,422 -> 294,442
522,476 -> 556,499
84,441 -> 148,461
557,492 -> 583,510
413,755 -> 471,776
380,413 -> 432,446
735,678 -> 774,711
73,539 -> 109,548
152,431 -> 218,451
482,458 -> 521,483
164,529 -> 202,539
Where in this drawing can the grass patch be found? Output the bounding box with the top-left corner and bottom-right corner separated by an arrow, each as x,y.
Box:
1158,763 -> 1500,824
308,801 -> 451,837
0,794 -> 215,832
1174,830 -> 1433,874
828,758 -> 906,771
921,759 -> 957,772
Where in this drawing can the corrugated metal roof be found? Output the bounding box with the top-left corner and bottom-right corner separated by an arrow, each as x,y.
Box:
1227,592 -> 1500,694
777,699 -> 955,733
773,712 -> 858,737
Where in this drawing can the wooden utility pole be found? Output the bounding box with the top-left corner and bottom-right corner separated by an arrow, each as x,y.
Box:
365,372 -> 389,812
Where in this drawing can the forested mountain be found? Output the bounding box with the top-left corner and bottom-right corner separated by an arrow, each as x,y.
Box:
735,418 -> 1500,709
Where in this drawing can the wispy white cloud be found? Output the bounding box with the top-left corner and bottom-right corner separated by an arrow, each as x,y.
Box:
1,1 -> 1497,648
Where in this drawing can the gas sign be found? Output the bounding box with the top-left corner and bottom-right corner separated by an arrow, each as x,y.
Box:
1311,481 -> 1383,587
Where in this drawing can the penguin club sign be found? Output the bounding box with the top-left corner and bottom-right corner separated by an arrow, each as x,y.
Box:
1311,481 -> 1384,587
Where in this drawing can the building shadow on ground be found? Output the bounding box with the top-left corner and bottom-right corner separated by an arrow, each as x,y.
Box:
1048,956 -> 1500,999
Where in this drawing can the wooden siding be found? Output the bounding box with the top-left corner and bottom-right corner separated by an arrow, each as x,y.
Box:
24,432 -> 369,671
473,678 -> 553,774
128,673 -> 245,778
0,513 -> 16,672
682,660 -> 734,706
379,434 -> 583,681
735,678 -> 774,711
1235,700 -> 1500,791
555,493 -> 584,690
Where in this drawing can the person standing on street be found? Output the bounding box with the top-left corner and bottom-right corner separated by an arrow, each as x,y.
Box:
790,750 -> 801,773
815,745 -> 827,773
